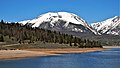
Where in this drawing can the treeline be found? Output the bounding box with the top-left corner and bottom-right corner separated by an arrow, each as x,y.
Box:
0,20 -> 102,48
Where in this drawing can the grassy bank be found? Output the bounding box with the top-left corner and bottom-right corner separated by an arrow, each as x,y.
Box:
0,42 -> 77,50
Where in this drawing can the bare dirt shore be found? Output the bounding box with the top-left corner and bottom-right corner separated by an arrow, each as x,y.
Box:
0,48 -> 104,60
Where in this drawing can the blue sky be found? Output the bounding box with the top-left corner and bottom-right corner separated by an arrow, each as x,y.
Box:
0,0 -> 119,23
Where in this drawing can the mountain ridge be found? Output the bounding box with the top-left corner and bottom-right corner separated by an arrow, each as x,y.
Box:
20,12 -> 97,35
91,16 -> 120,35
19,12 -> 120,36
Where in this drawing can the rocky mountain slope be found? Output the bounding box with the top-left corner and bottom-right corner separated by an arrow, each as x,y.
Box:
20,12 -> 97,35
91,16 -> 120,35
19,12 -> 120,36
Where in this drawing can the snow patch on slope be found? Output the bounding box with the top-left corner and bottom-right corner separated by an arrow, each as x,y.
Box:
91,16 -> 120,35
19,12 -> 98,34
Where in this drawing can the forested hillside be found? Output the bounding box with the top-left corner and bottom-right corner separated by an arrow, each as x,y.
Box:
0,20 -> 102,48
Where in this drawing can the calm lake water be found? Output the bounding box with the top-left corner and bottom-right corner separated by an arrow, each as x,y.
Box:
0,48 -> 120,68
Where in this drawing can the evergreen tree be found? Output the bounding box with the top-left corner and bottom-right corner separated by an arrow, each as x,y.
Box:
0,35 -> 4,42
69,41 -> 72,46
1,19 -> 4,23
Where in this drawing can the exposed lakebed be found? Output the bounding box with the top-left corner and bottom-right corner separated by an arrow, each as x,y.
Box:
0,48 -> 120,68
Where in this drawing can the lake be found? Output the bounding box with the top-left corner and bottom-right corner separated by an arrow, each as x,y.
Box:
0,48 -> 120,68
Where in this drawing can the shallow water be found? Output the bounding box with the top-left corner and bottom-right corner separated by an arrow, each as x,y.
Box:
0,48 -> 120,68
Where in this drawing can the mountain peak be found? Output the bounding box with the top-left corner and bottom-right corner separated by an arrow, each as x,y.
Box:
34,12 -> 87,25
20,11 -> 89,28
19,12 -> 97,35
91,16 -> 120,35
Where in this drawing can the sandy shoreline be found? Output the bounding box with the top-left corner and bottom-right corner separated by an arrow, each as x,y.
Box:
0,48 -> 104,60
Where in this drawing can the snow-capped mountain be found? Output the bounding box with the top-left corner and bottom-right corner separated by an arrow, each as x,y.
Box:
91,16 -> 120,35
20,12 -> 97,35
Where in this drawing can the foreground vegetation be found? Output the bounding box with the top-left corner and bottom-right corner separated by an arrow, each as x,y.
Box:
0,20 -> 102,50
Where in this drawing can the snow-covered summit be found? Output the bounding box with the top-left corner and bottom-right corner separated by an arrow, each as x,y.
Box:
91,16 -> 120,35
20,12 -> 97,34
20,12 -> 88,27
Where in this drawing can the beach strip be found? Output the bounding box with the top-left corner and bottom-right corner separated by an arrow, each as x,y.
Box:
0,48 -> 104,60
